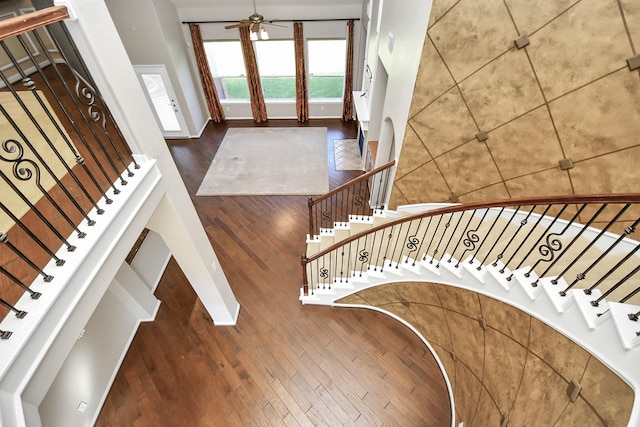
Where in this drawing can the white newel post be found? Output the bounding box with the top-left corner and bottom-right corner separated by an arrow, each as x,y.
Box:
55,0 -> 240,325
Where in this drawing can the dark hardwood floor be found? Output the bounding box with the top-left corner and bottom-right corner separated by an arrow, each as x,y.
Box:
95,119 -> 451,426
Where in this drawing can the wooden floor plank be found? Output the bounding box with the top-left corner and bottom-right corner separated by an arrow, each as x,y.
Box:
95,119 -> 451,426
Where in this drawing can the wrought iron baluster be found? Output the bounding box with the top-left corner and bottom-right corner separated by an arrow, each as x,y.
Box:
0,201 -> 65,265
412,216 -> 434,267
535,204 -> 607,285
0,170 -> 76,251
58,22 -> 139,172
585,242 -> 640,296
439,212 -> 464,266
496,206 -> 536,270
424,215 -> 444,263
0,139 -> 87,237
590,261 -> 640,307
381,227 -> 396,270
338,246 -> 346,283
482,207 -> 521,267
368,230 -> 380,271
474,207 -> 504,267
0,74 -> 97,228
527,204 -> 587,277
0,330 -> 12,339
355,234 -> 369,277
508,204 -> 568,280
27,30 -> 113,205
621,287 -> 640,305
37,28 -> 120,196
0,232 -> 53,282
389,223 -> 406,267
0,297 -> 27,319
449,210 -> 476,265
404,218 -> 423,265
0,266 -> 41,299
432,215 -> 452,267
558,207 -> 633,294
459,208 -> 489,266
10,35 -> 105,216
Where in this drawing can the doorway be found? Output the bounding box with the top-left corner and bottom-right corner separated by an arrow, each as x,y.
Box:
134,65 -> 189,138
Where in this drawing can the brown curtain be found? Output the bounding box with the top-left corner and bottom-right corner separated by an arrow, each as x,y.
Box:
188,24 -> 225,123
239,26 -> 268,123
341,20 -> 355,122
293,22 -> 309,122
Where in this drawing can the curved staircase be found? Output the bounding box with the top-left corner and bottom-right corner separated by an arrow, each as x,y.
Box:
300,194 -> 640,425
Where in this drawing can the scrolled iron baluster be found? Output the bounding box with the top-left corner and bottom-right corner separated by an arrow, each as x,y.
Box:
405,219 -> 422,263
0,139 -> 88,237
537,233 -> 563,263
322,211 -> 332,224
24,31 -> 113,204
458,209 -> 488,265
449,210 -> 477,267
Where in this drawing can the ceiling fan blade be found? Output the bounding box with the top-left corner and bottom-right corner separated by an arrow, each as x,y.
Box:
225,20 -> 251,30
264,22 -> 287,28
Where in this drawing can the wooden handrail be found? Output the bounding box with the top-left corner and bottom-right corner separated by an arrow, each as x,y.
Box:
304,193 -> 640,264
310,160 -> 396,206
0,6 -> 69,42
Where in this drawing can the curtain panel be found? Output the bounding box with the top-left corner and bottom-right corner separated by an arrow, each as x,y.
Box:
293,22 -> 309,122
341,20 -> 355,122
239,26 -> 268,123
188,24 -> 225,123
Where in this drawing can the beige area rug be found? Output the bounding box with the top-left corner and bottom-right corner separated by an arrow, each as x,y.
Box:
333,138 -> 362,170
196,127 -> 329,196
0,90 -> 77,231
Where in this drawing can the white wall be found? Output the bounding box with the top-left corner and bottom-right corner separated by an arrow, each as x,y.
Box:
105,0 -> 208,136
374,0 -> 431,161
105,1 -> 367,122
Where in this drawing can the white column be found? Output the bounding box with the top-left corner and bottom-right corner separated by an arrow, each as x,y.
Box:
56,0 -> 240,325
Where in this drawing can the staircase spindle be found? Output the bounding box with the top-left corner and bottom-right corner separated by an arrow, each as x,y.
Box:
485,207 -> 521,268
0,266 -> 42,299
526,204 -> 586,276
590,262 -> 640,306
449,210 -> 476,265
458,208 -> 489,266
558,208 -> 635,294
507,204 -> 568,280
1,233 -> 53,282
11,35 -> 106,214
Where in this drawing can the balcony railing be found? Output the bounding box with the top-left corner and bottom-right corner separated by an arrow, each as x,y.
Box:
302,194 -> 640,341
0,6 -> 138,335
307,159 -> 395,239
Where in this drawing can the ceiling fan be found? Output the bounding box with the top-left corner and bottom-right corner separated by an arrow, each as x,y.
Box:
224,0 -> 285,40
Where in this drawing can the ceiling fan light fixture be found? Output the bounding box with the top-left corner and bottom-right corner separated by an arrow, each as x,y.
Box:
250,30 -> 258,41
260,27 -> 269,40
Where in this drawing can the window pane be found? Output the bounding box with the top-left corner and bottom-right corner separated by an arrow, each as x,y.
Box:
203,41 -> 249,100
255,40 -> 295,99
308,39 -> 346,99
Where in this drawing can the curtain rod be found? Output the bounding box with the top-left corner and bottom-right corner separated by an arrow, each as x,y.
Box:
182,18 -> 360,25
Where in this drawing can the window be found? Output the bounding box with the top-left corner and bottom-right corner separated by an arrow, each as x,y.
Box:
307,39 -> 346,99
254,40 -> 296,99
203,41 -> 249,100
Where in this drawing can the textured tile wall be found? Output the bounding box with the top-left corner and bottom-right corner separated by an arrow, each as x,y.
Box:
338,282 -> 634,426
391,0 -> 640,214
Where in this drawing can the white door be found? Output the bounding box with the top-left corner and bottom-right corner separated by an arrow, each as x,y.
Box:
134,65 -> 189,139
